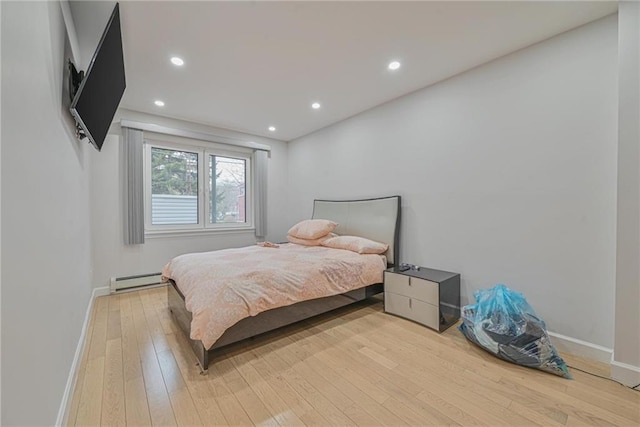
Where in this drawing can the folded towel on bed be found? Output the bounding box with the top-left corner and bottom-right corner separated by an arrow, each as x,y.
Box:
257,241 -> 280,248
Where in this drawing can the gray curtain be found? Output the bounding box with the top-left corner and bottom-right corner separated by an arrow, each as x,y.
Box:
254,150 -> 268,239
123,127 -> 145,244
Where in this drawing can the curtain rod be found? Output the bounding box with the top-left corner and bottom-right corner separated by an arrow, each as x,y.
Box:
119,120 -> 271,152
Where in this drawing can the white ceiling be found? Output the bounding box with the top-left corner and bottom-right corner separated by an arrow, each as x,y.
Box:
73,1 -> 617,142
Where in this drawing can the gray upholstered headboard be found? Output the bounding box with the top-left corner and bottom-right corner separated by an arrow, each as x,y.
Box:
312,196 -> 401,267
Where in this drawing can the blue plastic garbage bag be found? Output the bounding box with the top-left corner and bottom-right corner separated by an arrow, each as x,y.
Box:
459,284 -> 572,379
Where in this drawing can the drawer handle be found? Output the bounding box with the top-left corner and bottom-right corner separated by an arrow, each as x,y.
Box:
409,299 -> 412,309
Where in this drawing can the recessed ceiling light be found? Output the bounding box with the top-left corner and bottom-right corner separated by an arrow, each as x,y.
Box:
311,102 -> 321,110
170,57 -> 184,66
388,61 -> 401,70
154,100 -> 165,107
268,126 -> 276,132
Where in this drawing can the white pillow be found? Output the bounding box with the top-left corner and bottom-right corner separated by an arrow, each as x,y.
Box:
321,235 -> 389,254
287,219 -> 338,240
287,232 -> 337,246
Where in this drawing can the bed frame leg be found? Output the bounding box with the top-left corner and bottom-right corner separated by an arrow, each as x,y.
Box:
196,346 -> 209,375
196,361 -> 209,376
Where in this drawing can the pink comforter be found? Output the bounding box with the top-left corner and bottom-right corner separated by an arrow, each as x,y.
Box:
162,243 -> 386,349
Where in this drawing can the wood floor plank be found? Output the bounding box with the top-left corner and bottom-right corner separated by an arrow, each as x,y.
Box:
300,322 -> 462,425
414,388 -> 487,426
350,309 -> 554,391
156,349 -> 204,426
309,356 -> 407,426
317,303 -> 638,426
562,353 -> 611,378
74,356 -> 105,426
252,339 -> 357,426
316,316 -> 496,424
459,365 -> 570,425
108,294 -> 120,311
120,294 -> 142,382
270,336 -> 382,426
302,317 -> 466,423
563,382 -> 640,423
204,365 -> 254,426
250,354 -> 330,426
231,350 -> 305,426
67,289 -> 640,427
357,346 -> 399,369
139,289 -> 171,353
344,308 -> 509,381
130,292 -> 178,426
565,368 -> 640,405
88,297 -> 109,361
285,324 -> 409,426
461,368 -> 566,426
155,295 -> 181,336
335,310 -> 571,426
361,334 -> 540,425
119,293 -> 152,426
166,332 -> 229,426
124,378 -> 152,427
382,396 -> 449,426
101,338 -> 125,426
105,301 -> 122,341
501,374 -> 639,426
361,319 -> 556,425
212,355 -> 280,426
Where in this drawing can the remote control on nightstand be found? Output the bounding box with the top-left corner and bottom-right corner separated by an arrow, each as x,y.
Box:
398,263 -> 419,271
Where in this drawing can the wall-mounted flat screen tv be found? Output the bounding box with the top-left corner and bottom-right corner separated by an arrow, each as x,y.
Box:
70,3 -> 126,152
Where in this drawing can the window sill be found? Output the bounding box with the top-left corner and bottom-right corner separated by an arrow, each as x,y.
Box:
145,227 -> 256,239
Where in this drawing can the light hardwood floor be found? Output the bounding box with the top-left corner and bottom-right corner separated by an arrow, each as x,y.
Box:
67,286 -> 640,426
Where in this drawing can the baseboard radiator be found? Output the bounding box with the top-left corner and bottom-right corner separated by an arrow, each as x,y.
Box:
110,272 -> 163,292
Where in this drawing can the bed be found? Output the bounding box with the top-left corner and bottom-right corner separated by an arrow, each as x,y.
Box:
165,195 -> 401,373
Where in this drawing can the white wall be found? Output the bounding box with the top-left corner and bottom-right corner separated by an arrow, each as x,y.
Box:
89,109 -> 289,288
68,0 -> 116,71
0,1 -> 3,422
1,2 -> 93,425
613,2 -> 640,385
288,16 -> 618,348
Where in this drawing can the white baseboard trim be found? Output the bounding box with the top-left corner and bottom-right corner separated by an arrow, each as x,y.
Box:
56,286 -> 109,426
611,360 -> 640,387
93,286 -> 110,298
548,331 -> 613,364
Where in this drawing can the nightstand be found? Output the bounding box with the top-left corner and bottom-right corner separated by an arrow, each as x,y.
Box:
384,266 -> 460,332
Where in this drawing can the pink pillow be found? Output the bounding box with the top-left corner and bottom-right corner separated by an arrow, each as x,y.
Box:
287,233 -> 337,246
287,219 -> 338,240
321,235 -> 389,254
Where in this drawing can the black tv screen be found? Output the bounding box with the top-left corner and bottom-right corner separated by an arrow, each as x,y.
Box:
70,3 -> 126,151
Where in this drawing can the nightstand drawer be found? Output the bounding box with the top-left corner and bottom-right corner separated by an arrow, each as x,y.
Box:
385,272 -> 439,304
385,292 -> 439,330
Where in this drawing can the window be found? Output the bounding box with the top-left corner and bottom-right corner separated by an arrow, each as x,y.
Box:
209,155 -> 247,224
150,147 -> 199,225
144,139 -> 252,233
